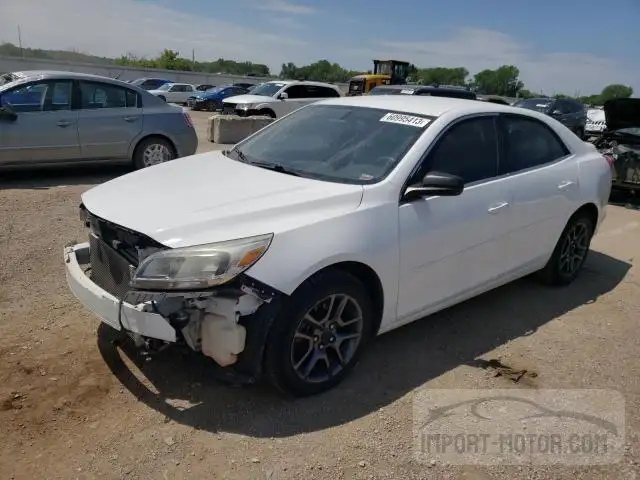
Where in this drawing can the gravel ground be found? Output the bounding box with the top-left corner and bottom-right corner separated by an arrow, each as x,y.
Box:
1,113 -> 640,479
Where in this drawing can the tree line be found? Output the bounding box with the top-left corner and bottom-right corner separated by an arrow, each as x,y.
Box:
1,43 -> 633,104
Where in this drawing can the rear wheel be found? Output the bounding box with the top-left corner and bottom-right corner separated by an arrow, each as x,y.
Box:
264,269 -> 374,397
133,137 -> 175,169
536,212 -> 594,286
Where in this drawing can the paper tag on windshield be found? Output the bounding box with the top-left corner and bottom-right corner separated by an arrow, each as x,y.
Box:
380,113 -> 430,128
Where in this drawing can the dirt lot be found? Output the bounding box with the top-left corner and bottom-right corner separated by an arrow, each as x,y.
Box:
1,113 -> 640,479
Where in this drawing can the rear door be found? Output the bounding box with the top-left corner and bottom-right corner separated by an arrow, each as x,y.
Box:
497,113 -> 580,269
0,79 -> 80,165
75,80 -> 143,161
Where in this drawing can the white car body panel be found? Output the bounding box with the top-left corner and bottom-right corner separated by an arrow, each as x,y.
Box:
223,81 -> 342,118
74,95 -> 612,336
148,83 -> 196,104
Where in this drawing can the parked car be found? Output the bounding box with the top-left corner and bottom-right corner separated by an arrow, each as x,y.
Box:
129,77 -> 171,90
187,84 -> 249,111
514,97 -> 587,139
0,71 -> 197,170
148,83 -> 196,104
232,82 -> 257,90
222,80 -> 342,118
195,84 -> 215,92
64,96 -> 610,396
369,84 -> 477,100
591,98 -> 640,193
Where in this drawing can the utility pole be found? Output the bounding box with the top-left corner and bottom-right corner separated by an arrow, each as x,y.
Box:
18,25 -> 23,58
192,49 -> 195,69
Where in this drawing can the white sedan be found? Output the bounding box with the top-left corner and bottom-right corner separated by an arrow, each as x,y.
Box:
147,82 -> 196,104
64,95 -> 612,396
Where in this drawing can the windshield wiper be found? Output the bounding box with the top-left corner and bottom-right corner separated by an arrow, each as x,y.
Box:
250,161 -> 301,177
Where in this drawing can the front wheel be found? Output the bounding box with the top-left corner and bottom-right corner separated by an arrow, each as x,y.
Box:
536,212 -> 594,286
264,269 -> 374,397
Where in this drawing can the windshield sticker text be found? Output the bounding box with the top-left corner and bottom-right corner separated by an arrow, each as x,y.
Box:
380,113 -> 430,128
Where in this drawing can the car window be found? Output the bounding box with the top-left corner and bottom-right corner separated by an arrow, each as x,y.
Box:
499,114 -> 570,174
231,87 -> 246,95
0,80 -> 72,112
184,85 -> 193,92
231,104 -> 434,184
78,81 -> 139,109
307,86 -> 340,98
283,85 -> 310,99
426,117 -> 498,183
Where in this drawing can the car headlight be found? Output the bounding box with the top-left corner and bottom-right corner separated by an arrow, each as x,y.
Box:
130,233 -> 272,290
238,104 -> 251,110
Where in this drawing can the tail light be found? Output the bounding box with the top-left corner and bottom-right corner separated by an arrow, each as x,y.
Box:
183,112 -> 194,128
603,153 -> 615,166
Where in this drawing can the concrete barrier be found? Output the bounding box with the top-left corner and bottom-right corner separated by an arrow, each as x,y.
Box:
208,114 -> 274,144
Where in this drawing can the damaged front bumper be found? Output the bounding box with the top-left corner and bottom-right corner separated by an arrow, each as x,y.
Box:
64,241 -> 284,384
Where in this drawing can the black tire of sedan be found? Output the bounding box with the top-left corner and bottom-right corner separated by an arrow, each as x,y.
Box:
264,269 -> 374,397
133,137 -> 176,169
536,212 -> 594,286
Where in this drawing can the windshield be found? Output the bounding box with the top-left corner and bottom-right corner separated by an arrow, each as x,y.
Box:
248,82 -> 286,97
227,104 -> 434,184
368,88 -> 404,96
155,83 -> 172,91
514,98 -> 554,113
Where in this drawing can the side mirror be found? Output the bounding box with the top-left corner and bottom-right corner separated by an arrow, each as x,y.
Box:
402,172 -> 464,201
278,92 -> 289,100
0,105 -> 17,122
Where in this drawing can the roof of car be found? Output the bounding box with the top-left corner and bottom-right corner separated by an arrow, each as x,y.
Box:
265,79 -> 341,89
318,95 -> 525,118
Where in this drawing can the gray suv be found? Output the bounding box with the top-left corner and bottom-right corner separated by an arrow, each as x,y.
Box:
514,97 -> 587,139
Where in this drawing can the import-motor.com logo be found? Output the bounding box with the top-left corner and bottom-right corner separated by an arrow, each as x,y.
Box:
412,389 -> 625,465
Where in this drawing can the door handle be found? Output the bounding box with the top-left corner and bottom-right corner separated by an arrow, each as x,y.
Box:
488,202 -> 509,214
56,120 -> 73,127
557,180 -> 575,190
123,116 -> 139,122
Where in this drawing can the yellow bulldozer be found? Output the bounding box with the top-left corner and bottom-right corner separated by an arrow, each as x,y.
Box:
346,59 -> 412,96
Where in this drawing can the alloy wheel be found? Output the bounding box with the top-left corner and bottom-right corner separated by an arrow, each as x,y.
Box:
558,221 -> 589,276
290,294 -> 364,384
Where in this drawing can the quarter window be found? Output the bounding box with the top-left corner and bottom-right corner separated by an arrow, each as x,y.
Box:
499,115 -> 569,174
78,81 -> 139,109
426,117 -> 499,183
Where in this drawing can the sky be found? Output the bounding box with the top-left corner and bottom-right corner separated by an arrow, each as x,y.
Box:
1,0 -> 638,96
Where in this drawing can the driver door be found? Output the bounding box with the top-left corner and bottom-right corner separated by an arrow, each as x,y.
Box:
396,115 -> 513,324
0,79 -> 80,165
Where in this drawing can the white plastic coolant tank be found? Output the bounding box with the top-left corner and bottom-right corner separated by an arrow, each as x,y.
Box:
201,313 -> 247,367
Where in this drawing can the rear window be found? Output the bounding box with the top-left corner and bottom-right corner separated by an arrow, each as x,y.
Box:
228,104 -> 436,184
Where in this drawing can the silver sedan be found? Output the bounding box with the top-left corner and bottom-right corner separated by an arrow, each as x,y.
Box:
0,70 -> 198,170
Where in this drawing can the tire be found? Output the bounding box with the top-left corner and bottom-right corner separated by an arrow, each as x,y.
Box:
132,137 -> 176,170
536,212 -> 595,286
206,100 -> 219,112
264,269 -> 374,397
258,109 -> 276,119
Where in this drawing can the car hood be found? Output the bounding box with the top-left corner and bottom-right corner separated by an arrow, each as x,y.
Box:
223,94 -> 276,105
147,89 -> 167,95
604,98 -> 640,131
81,151 -> 364,248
